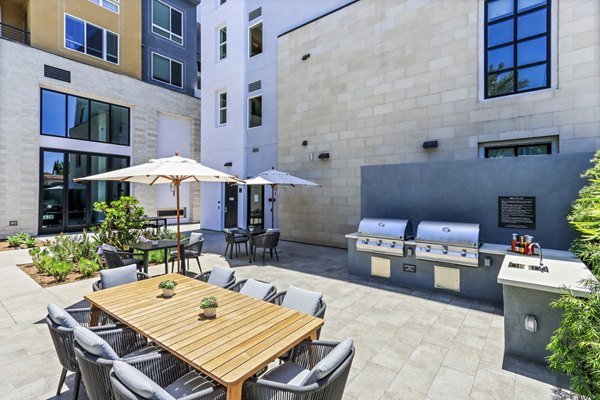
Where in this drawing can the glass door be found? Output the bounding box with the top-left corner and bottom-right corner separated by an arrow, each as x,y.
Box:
67,153 -> 88,228
247,185 -> 264,229
40,151 -> 66,232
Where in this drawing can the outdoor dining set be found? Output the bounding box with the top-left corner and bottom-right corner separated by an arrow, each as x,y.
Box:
45,259 -> 354,400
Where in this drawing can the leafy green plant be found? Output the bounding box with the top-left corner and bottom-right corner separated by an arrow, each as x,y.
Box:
78,258 -> 102,278
7,233 -> 36,248
158,280 -> 177,290
200,296 -> 218,309
28,247 -> 49,273
547,150 -> 600,398
92,196 -> 148,250
149,250 -> 166,264
46,258 -> 73,282
39,255 -> 54,274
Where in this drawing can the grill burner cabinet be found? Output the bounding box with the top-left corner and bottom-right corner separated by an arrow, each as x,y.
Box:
416,221 -> 480,267
356,218 -> 412,257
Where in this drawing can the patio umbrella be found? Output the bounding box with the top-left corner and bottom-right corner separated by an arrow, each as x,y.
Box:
243,169 -> 319,228
75,153 -> 241,273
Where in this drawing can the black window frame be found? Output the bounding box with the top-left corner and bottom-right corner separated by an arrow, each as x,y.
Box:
40,88 -> 131,146
484,0 -> 551,99
484,142 -> 552,158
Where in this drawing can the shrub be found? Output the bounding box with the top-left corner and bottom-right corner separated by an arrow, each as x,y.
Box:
7,233 -> 36,248
547,150 -> 600,398
158,280 -> 177,290
200,296 -> 218,309
78,258 -> 102,278
92,196 -> 148,250
148,250 -> 166,264
46,259 -> 73,282
28,247 -> 50,273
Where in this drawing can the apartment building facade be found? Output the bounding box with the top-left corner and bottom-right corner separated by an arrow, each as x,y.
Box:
199,0 -> 355,231
277,0 -> 600,247
0,0 -> 201,238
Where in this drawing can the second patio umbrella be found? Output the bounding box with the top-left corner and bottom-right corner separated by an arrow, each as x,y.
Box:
76,153 -> 242,273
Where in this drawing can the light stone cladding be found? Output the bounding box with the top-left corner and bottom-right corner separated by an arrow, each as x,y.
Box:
277,0 -> 600,248
0,39 -> 201,238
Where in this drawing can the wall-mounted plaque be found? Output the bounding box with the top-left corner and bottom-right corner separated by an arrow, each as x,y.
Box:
498,196 -> 536,229
403,264 -> 416,273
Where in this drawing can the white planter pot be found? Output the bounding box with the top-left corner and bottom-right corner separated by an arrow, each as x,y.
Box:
162,288 -> 175,298
203,307 -> 217,318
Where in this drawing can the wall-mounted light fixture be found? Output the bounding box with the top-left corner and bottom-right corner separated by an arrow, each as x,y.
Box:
224,162 -> 232,167
302,140 -> 308,146
525,315 -> 537,332
318,152 -> 330,160
301,53 -> 310,61
423,140 -> 438,149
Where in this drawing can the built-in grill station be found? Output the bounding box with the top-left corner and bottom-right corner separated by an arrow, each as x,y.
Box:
415,221 -> 481,267
356,218 -> 412,257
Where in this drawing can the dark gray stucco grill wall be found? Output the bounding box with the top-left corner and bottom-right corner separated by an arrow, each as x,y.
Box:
361,153 -> 593,250
142,0 -> 198,96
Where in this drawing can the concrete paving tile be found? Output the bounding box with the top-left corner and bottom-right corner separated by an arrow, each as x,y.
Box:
426,366 -> 475,400
371,342 -> 412,372
345,362 -> 397,399
454,325 -> 488,350
469,367 -> 516,400
407,342 -> 449,375
514,374 -> 556,400
386,362 -> 436,397
423,323 -> 459,347
442,342 -> 482,376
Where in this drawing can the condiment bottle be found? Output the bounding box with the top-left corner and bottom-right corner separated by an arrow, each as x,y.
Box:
519,235 -> 525,254
511,233 -> 517,252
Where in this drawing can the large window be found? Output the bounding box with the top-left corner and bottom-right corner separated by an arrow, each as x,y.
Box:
89,0 -> 119,14
248,95 -> 262,128
218,91 -> 227,125
41,89 -> 130,145
484,0 -> 550,98
152,0 -> 183,45
40,149 -> 129,232
218,26 -> 227,60
65,14 -> 119,64
249,21 -> 262,58
152,52 -> 183,88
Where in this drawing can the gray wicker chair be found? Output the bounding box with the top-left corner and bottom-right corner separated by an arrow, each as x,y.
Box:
102,244 -> 144,271
170,237 -> 204,273
46,305 -> 118,399
193,266 -> 236,289
230,279 -> 278,301
92,265 -> 150,291
109,359 -> 227,400
242,340 -> 355,400
251,232 -> 280,264
224,229 -> 249,259
73,326 -> 155,400
270,290 -> 326,321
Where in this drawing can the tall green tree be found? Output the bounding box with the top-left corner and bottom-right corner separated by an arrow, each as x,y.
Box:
92,196 -> 148,250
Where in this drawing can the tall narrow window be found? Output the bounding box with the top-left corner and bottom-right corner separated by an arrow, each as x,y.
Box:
249,21 -> 262,58
484,0 -> 550,98
218,26 -> 227,60
248,95 -> 262,128
64,14 -> 119,64
152,0 -> 183,45
152,52 -> 183,88
218,91 -> 227,125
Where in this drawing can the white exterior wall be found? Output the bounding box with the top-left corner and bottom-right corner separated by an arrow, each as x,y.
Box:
0,39 -> 201,238
200,0 -> 354,230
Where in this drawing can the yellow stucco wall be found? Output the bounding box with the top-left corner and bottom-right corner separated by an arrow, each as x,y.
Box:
0,0 -> 26,30
27,0 -> 141,79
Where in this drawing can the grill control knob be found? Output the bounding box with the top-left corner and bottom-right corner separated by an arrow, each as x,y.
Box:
461,250 -> 467,257
425,245 -> 431,252
391,242 -> 396,248
442,245 -> 448,255
377,240 -> 382,246
364,238 -> 369,244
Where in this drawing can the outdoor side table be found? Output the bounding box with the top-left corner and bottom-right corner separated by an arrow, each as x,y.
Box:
129,240 -> 179,275
85,274 -> 323,400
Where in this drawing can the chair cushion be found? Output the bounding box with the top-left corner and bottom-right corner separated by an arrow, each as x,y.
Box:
101,243 -> 117,252
240,279 -> 275,300
189,232 -> 203,245
207,266 -> 234,287
73,326 -> 119,360
261,361 -> 311,387
112,360 -> 175,400
164,370 -> 213,398
100,264 -> 138,289
266,228 -> 280,233
47,304 -> 80,329
281,286 -> 323,316
301,338 -> 353,385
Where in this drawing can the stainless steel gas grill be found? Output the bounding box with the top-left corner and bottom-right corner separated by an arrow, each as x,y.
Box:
356,218 -> 412,257
416,221 -> 480,267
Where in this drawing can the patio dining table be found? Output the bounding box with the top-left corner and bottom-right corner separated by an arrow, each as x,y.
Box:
129,239 -> 179,275
84,274 -> 323,400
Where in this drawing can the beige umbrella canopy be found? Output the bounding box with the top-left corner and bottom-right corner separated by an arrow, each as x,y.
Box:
76,153 -> 242,273
243,169 -> 319,228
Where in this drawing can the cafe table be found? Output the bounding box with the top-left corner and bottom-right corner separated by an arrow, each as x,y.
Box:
85,274 -> 324,400
128,239 -> 179,275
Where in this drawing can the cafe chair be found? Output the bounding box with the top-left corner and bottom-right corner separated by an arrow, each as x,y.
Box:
223,228 -> 249,259
170,233 -> 204,274
92,264 -> 150,291
46,304 -> 118,399
110,359 -> 227,400
73,326 -> 159,400
193,265 -> 236,289
242,339 -> 355,400
252,231 -> 280,265
230,278 -> 277,301
101,244 -> 144,271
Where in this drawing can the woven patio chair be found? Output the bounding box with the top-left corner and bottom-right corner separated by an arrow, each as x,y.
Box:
242,339 -> 355,400
101,244 -> 144,271
230,278 -> 277,301
73,326 -> 157,400
270,286 -> 326,321
170,233 -> 204,273
251,231 -> 280,264
223,229 -> 249,259
92,264 -> 150,291
193,266 -> 236,289
110,359 -> 227,400
46,304 -> 118,399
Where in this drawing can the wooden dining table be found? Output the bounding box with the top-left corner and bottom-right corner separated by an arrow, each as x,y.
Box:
84,273 -> 324,400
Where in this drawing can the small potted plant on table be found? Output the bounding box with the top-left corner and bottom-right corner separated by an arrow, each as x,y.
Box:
158,280 -> 178,298
200,296 -> 219,318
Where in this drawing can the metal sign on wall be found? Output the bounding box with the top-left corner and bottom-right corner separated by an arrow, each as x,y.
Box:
498,196 -> 536,229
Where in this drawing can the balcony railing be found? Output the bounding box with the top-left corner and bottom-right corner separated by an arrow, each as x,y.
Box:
0,22 -> 30,46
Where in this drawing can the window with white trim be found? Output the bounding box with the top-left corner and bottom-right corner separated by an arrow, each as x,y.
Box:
218,26 -> 227,60
249,21 -> 262,58
152,0 -> 183,45
248,95 -> 262,128
152,53 -> 183,88
89,0 -> 119,13
65,14 -> 119,64
218,91 -> 227,125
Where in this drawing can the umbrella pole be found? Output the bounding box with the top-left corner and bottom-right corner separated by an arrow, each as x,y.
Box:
271,185 -> 275,229
176,181 -> 182,274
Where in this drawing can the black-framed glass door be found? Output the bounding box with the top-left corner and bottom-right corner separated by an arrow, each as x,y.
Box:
247,185 -> 264,229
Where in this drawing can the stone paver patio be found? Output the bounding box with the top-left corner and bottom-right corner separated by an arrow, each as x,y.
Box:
0,228 -> 570,399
